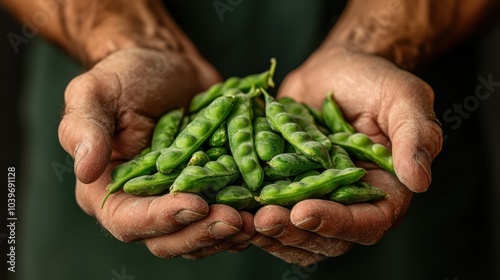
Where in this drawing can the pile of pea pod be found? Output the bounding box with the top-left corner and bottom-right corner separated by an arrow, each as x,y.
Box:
101,59 -> 394,210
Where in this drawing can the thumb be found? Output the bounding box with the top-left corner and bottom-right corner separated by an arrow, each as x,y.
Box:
388,83 -> 443,193
58,74 -> 114,184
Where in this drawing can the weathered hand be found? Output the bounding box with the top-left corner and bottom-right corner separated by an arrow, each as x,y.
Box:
251,46 -> 442,266
58,48 -> 254,259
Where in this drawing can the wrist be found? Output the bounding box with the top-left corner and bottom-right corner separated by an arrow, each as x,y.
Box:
320,0 -> 458,70
61,0 -> 186,67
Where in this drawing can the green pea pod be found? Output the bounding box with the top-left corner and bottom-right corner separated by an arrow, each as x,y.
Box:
188,58 -> 276,113
322,91 -> 355,134
304,103 -> 326,126
253,117 -> 285,161
157,95 -> 235,174
131,146 -> 152,160
262,89 -> 333,170
256,167 -> 367,206
328,132 -> 395,175
123,170 -> 182,196
329,182 -> 386,204
265,153 -> 323,177
208,122 -> 228,147
294,170 -> 321,182
101,150 -> 162,208
187,150 -> 211,167
170,155 -> 240,195
330,145 -> 356,169
151,108 -> 184,151
177,116 -> 190,136
252,97 -> 266,118
227,92 -> 264,191
216,185 -> 260,210
262,166 -> 289,181
206,147 -> 228,161
279,97 -> 331,151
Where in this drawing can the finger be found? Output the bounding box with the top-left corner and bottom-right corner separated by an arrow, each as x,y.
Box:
250,233 -> 325,267
254,205 -> 353,257
58,73 -> 115,184
76,164 -> 209,242
290,170 -> 412,245
385,77 -> 443,192
144,204 -> 242,259
181,211 -> 255,258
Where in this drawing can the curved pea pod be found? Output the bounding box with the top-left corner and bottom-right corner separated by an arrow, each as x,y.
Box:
330,145 -> 356,169
101,150 -> 162,208
157,95 -> 235,174
131,146 -> 152,160
262,166 -> 288,181
216,185 -> 260,210
262,90 -> 333,170
170,155 -> 240,195
279,97 -> 332,151
328,132 -> 395,175
188,58 -> 276,113
256,167 -> 367,206
227,92 -> 264,191
177,115 -> 190,136
123,170 -> 182,196
253,117 -> 285,161
329,182 -> 386,205
206,147 -> 228,161
208,122 -> 228,147
304,103 -> 325,126
322,91 -> 355,134
294,170 -> 321,182
265,153 -> 323,177
187,150 -> 211,167
151,108 -> 184,151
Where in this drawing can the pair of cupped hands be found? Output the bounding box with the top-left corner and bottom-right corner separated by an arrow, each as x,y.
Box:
58,46 -> 442,266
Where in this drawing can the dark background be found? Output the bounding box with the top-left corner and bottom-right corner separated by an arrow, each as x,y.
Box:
2,3 -> 500,280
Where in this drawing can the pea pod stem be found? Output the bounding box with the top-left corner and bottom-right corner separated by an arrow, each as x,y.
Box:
188,58 -> 276,113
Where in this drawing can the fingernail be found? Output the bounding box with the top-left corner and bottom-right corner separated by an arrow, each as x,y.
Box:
229,232 -> 252,243
175,210 -> 206,224
250,234 -> 273,248
257,225 -> 285,237
294,217 -> 322,231
209,222 -> 239,238
74,143 -> 89,170
415,149 -> 432,190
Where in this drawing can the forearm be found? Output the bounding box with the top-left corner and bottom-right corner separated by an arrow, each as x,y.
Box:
322,0 -> 499,69
2,0 -> 197,67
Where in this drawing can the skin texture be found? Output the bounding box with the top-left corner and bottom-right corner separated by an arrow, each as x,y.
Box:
3,0 -> 498,266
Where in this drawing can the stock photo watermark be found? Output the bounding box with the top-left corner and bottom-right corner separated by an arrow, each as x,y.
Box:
110,267 -> 136,280
52,154 -> 75,183
6,0 -> 63,54
5,167 -> 17,273
442,74 -> 499,141
213,0 -> 244,22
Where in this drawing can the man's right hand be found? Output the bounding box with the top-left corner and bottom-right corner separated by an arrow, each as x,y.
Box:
58,47 -> 254,259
